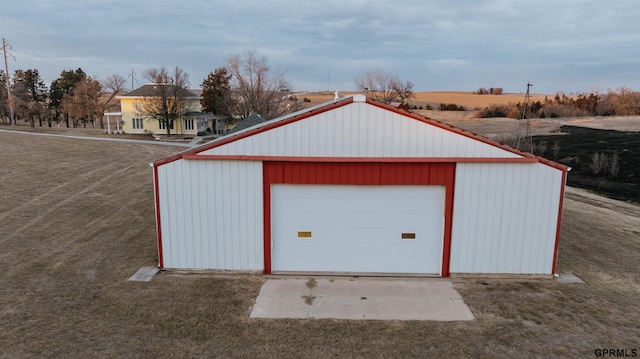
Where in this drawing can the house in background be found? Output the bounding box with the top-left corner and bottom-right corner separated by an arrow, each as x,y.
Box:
117,83 -> 216,136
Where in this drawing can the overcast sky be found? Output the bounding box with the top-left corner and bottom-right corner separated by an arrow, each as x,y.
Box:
1,0 -> 638,94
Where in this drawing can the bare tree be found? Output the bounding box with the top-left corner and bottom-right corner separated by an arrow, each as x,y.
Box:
97,74 -> 126,129
62,76 -> 102,128
612,87 -> 640,116
138,66 -> 193,136
225,50 -> 296,120
354,69 -> 414,104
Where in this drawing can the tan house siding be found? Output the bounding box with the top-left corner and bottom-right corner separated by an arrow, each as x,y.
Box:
117,85 -> 204,135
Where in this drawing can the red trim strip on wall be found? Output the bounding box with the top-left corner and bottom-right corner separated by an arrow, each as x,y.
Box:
183,154 -> 539,164
153,164 -> 164,269
262,162 -> 456,277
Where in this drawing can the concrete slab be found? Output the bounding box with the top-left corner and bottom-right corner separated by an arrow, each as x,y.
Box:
358,280 -> 411,298
256,278 -> 309,297
362,296 -> 419,320
312,278 -> 359,297
250,277 -> 475,321
128,267 -> 159,282
250,295 -> 309,319
309,296 -> 364,319
556,273 -> 586,284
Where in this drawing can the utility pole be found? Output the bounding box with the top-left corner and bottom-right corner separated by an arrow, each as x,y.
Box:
519,82 -> 533,153
128,68 -> 136,91
2,37 -> 16,125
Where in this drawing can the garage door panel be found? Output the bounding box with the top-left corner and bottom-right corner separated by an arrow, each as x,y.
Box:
272,185 -> 445,274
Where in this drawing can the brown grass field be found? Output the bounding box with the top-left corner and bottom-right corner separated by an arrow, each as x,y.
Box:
303,90 -> 549,109
0,111 -> 639,357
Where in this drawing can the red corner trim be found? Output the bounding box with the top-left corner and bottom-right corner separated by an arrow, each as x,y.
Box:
441,165 -> 456,277
551,169 -> 568,274
153,164 -> 164,269
262,165 -> 273,274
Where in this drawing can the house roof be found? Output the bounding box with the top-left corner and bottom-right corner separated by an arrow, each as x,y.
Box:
154,95 -> 569,172
120,84 -> 200,98
226,113 -> 267,135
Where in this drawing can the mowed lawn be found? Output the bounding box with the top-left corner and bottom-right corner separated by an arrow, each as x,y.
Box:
0,130 -> 638,358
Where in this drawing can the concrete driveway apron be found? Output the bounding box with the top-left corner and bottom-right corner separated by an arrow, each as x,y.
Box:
250,277 -> 475,321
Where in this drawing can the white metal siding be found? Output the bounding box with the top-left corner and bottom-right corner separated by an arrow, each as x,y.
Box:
271,185 -> 445,274
201,103 -> 521,159
157,160 -> 263,270
450,163 -> 563,274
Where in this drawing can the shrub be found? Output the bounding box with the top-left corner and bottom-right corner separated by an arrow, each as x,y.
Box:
534,141 -> 547,156
590,152 -> 607,175
477,105 -> 509,118
552,142 -> 561,159
439,103 -> 465,111
609,152 -> 620,177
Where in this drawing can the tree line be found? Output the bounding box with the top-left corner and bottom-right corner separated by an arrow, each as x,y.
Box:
0,68 -> 126,129
477,88 -> 640,118
0,49 -> 413,132
201,55 -> 415,120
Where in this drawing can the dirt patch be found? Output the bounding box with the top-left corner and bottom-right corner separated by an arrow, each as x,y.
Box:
305,278 -> 317,289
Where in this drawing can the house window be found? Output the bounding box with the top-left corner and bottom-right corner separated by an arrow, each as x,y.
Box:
135,101 -> 142,112
184,119 -> 194,130
132,117 -> 144,129
158,120 -> 174,130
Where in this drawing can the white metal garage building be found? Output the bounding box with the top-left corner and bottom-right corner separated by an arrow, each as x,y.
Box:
152,95 -> 569,276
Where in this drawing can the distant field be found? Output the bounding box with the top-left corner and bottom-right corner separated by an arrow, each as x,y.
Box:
301,91 -> 549,109
0,130 -> 638,357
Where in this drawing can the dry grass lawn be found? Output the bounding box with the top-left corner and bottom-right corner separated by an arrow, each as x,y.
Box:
0,128 -> 639,358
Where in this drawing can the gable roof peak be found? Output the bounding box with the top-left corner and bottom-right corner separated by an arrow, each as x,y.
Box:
120,84 -> 200,98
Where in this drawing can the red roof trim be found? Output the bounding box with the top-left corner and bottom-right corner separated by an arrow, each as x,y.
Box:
365,98 -> 570,172
153,95 -> 568,173
182,154 -> 539,164
152,97 -> 355,167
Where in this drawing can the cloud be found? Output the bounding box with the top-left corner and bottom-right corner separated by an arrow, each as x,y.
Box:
1,0 -> 638,93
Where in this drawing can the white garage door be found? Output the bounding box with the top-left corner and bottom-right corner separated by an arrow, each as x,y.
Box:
271,184 -> 445,274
